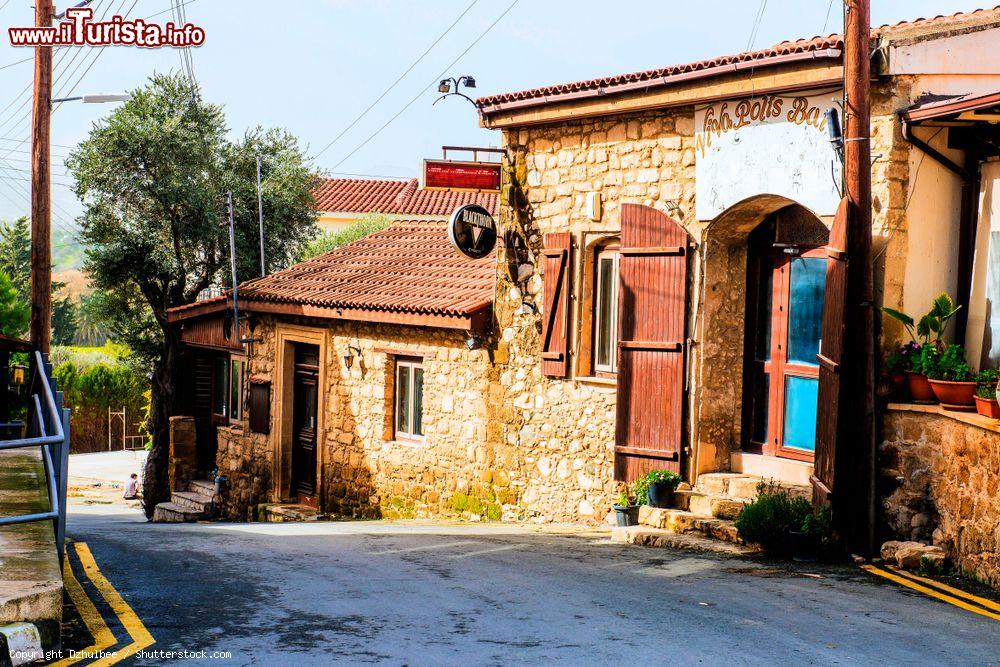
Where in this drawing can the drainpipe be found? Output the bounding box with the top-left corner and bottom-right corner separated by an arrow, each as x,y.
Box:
899,119 -> 978,343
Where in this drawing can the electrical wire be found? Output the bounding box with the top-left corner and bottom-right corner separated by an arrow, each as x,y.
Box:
313,0 -> 480,160
821,0 -> 837,35
745,0 -> 769,51
331,0 -> 520,171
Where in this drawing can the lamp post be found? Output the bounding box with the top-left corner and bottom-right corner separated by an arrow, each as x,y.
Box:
433,75 -> 477,106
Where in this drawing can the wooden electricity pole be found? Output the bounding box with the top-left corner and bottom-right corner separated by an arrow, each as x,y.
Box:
840,0 -> 876,556
29,0 -> 54,352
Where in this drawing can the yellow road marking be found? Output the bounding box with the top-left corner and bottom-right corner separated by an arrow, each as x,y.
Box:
74,542 -> 155,666
886,566 -> 1000,613
863,565 -> 1000,622
50,554 -> 118,667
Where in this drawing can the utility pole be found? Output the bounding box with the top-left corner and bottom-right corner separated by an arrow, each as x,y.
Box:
30,0 -> 54,352
256,156 -> 266,277
841,0 -> 876,557
225,192 -> 240,330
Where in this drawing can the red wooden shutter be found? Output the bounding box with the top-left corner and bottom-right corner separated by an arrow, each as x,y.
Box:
541,232 -> 572,377
812,197 -> 849,505
615,204 -> 688,481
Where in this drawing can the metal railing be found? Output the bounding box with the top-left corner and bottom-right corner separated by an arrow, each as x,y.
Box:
0,350 -> 70,563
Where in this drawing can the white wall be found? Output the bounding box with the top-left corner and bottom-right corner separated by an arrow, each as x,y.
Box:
965,161 -> 1000,369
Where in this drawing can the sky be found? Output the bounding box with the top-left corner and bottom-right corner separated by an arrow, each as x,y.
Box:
0,0 -> 992,231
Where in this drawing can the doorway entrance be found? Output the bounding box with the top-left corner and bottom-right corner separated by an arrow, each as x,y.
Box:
291,343 -> 319,504
742,211 -> 828,461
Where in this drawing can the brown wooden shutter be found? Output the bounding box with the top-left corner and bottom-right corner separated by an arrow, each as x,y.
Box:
541,232 -> 572,377
615,203 -> 688,481
812,197 -> 849,505
248,381 -> 271,435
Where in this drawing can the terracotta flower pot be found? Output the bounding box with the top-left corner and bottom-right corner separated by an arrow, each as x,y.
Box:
974,395 -> 1000,419
890,373 -> 909,401
906,372 -> 936,403
928,379 -> 976,411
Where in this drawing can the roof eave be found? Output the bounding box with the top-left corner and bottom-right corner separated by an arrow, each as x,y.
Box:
478,48 -> 843,120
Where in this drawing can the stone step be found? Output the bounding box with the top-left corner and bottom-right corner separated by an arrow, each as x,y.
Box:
188,479 -> 216,496
151,502 -> 202,523
693,473 -> 811,501
260,503 -> 329,522
171,490 -> 214,513
611,526 -> 759,556
674,490 -> 747,520
638,506 -> 741,544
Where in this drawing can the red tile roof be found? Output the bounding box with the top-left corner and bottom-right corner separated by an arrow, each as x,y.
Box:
168,221 -> 496,327
313,177 -> 498,217
476,7 -> 1000,112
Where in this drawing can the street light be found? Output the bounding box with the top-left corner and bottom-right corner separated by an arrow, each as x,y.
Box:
51,93 -> 131,105
434,75 -> 477,106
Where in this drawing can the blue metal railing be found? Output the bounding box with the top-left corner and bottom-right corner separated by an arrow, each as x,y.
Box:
0,350 -> 70,563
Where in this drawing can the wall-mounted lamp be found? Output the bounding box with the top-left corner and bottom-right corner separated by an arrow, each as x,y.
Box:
465,334 -> 483,351
10,364 -> 26,386
663,200 -> 682,217
343,345 -> 362,369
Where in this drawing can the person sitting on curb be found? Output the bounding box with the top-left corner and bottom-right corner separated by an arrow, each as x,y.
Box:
123,473 -> 140,500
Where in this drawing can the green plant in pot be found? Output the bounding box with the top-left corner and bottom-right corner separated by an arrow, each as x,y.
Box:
974,368 -> 1000,419
926,343 -> 976,410
883,293 -> 963,404
735,482 -> 832,559
884,342 -> 919,400
788,504 -> 832,563
611,487 -> 640,527
637,469 -> 681,508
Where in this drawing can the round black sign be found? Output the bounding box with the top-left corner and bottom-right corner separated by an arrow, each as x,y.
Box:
448,204 -> 497,259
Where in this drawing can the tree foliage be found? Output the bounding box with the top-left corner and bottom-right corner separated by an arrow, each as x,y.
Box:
299,213 -> 391,261
66,73 -> 318,513
0,270 -> 28,337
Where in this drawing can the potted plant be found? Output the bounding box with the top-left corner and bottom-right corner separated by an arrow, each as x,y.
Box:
974,368 -> 1000,418
788,504 -> 831,563
884,343 -> 917,401
882,293 -> 963,404
637,469 -> 681,508
611,488 -> 639,527
927,344 -> 976,410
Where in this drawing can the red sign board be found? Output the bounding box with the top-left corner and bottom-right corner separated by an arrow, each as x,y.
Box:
423,160 -> 501,192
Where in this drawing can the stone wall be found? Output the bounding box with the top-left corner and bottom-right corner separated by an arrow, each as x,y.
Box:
880,408 -> 1000,587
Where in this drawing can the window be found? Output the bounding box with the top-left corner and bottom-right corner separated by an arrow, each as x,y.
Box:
394,358 -> 424,439
593,247 -> 620,374
229,357 -> 245,422
211,355 -> 229,417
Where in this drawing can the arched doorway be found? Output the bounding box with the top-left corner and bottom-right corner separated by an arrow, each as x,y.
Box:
740,205 -> 829,460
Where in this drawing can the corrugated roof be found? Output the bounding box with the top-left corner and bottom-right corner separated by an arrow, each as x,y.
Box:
476,7 -> 1000,111
170,221 -> 496,322
313,177 -> 498,216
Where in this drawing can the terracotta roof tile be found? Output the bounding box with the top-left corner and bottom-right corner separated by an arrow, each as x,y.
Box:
476,7 -> 1000,110
313,177 -> 498,217
236,221 -> 495,317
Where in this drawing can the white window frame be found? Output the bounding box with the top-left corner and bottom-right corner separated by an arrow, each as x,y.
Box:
394,358 -> 424,440
593,249 -> 621,374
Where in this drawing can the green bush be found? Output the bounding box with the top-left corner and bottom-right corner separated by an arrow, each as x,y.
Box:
734,481 -> 814,552
299,214 -> 391,261
925,343 -> 973,381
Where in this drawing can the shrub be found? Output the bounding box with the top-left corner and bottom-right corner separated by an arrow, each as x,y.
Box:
734,481 -> 813,552
299,214 -> 391,260
925,343 -> 973,381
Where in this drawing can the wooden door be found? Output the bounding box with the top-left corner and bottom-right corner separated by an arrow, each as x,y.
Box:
614,203 -> 688,481
813,197 -> 849,505
291,344 -> 319,502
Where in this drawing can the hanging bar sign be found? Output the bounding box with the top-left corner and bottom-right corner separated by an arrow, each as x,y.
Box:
448,204 -> 497,259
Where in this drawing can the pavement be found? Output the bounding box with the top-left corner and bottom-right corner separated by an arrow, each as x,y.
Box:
0,449 -> 62,629
56,495 -> 1000,666
68,450 -> 148,486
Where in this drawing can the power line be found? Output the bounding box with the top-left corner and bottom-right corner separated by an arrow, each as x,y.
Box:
821,0 -> 837,34
313,0 -> 480,160
745,0 -> 769,51
331,0 -> 520,171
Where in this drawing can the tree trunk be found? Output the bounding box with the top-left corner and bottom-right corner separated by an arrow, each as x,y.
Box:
141,326 -> 180,518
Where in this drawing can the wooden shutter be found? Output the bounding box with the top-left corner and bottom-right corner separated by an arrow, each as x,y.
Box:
541,232 -> 572,377
615,203 -> 688,481
812,197 -> 849,505
248,381 -> 271,435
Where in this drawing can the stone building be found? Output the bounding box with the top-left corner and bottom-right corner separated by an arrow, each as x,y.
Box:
164,9 -> 1000,584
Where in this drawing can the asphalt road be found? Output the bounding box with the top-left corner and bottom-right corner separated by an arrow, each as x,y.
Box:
63,501 -> 999,666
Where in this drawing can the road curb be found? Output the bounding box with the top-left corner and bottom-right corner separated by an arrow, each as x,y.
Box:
0,622 -> 45,667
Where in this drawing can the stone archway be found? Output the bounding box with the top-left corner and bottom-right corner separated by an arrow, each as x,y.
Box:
690,194 -> 829,477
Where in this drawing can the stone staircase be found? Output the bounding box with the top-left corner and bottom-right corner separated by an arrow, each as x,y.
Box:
152,479 -> 217,522
611,472 -> 811,555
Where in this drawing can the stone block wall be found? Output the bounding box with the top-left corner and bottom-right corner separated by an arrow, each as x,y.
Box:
880,408 -> 1000,587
